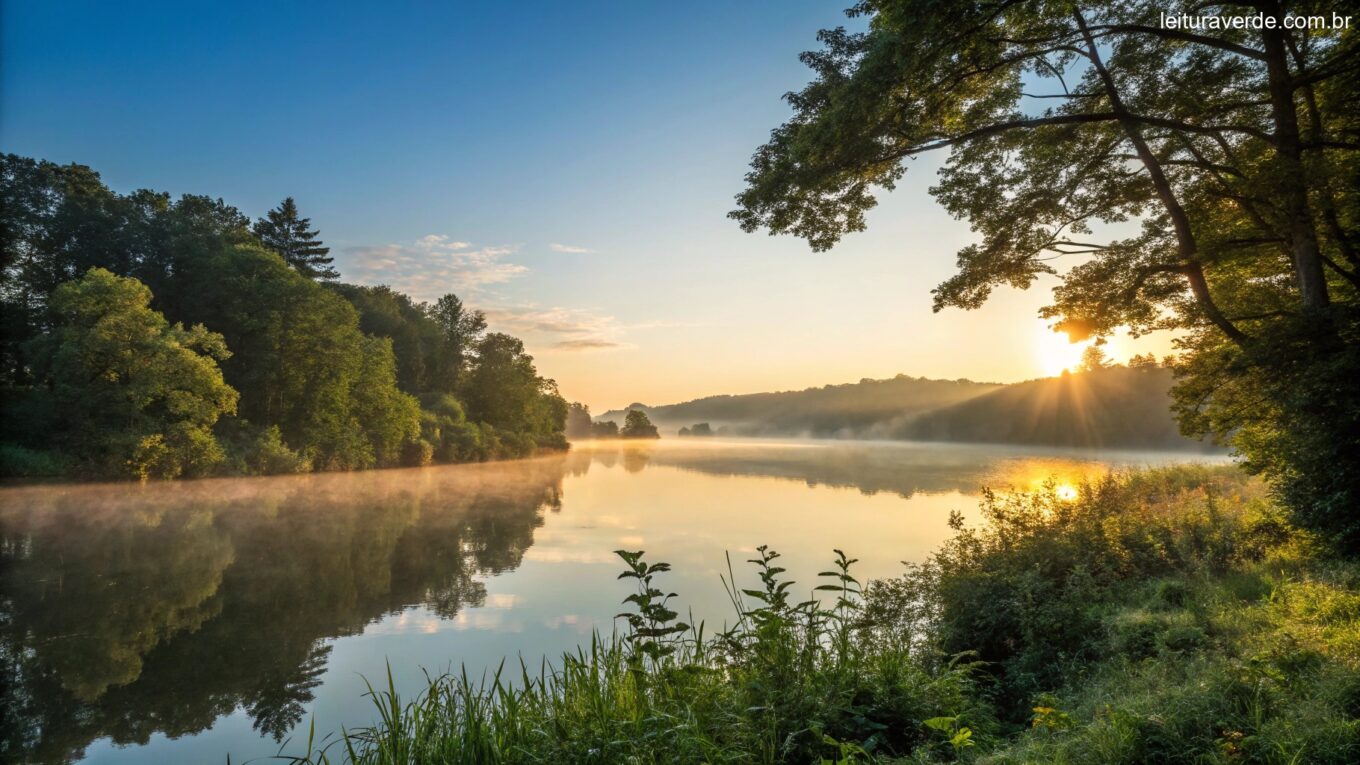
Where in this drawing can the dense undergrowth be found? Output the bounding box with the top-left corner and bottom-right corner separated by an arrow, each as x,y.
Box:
285,466 -> 1360,764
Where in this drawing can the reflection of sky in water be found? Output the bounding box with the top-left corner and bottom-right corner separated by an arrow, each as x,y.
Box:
0,439 -> 1227,764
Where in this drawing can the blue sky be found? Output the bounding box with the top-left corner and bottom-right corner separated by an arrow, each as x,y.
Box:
2,0 -> 1170,411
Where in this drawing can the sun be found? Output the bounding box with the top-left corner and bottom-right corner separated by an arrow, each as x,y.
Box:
1036,324 -> 1092,376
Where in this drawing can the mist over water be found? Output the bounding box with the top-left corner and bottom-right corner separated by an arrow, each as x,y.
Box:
0,439 -> 1226,764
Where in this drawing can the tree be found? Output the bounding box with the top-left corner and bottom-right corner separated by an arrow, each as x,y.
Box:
253,198 -> 337,280
181,244 -> 419,470
1128,353 -> 1160,369
25,268 -> 239,478
1,155 -> 254,382
430,293 -> 487,393
0,154 -> 565,476
621,409 -> 660,439
1080,345 -> 1110,373
733,0 -> 1359,548
331,283 -> 445,395
352,336 -> 422,467
592,420 -> 620,438
565,402 -> 595,439
461,332 -> 564,451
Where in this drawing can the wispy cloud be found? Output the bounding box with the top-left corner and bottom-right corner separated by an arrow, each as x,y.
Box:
549,243 -> 593,254
340,237 -> 670,353
552,339 -> 623,350
343,235 -> 526,302
484,305 -> 628,352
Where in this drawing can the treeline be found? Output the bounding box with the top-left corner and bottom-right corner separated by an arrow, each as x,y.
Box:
565,404 -> 659,439
0,154 -> 568,479
897,363 -> 1215,451
599,374 -> 1001,437
601,365 -> 1214,450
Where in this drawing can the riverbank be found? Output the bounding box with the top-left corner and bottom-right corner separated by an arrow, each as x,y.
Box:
285,465 -> 1359,763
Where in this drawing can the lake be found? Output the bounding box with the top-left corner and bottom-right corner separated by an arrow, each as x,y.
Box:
0,438 -> 1226,764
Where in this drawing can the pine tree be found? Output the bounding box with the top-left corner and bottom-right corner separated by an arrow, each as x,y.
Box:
253,197 -> 338,280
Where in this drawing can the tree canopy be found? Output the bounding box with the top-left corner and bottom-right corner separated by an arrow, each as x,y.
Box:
621,409 -> 660,439
25,268 -> 238,478
1,153 -> 572,478
733,0 -> 1359,548
252,197 -> 338,280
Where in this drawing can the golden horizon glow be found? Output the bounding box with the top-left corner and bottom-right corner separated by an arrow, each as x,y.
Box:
1036,324 -> 1094,377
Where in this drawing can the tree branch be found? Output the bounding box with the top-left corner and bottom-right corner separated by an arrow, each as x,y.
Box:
1087,23 -> 1267,60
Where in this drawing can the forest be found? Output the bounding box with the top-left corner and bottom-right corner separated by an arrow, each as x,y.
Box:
602,361 -> 1215,450
599,375 -> 1000,438
0,154 -> 569,479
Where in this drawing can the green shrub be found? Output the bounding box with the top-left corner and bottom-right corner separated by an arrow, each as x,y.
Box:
1106,610 -> 1167,660
1157,623 -> 1207,653
401,438 -> 434,467
1148,578 -> 1191,610
246,425 -> 311,475
0,443 -> 67,477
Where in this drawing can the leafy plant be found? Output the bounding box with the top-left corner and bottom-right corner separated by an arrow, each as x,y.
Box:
923,714 -> 976,754
614,549 -> 689,663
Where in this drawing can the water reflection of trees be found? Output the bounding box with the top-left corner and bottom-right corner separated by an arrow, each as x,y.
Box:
0,460 -> 565,764
565,440 -> 1188,499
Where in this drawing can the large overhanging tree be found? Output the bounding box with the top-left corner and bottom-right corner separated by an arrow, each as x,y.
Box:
733,0 -> 1360,547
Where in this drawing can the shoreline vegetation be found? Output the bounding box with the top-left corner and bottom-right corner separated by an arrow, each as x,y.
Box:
1,154 -> 572,481
284,465 -> 1360,764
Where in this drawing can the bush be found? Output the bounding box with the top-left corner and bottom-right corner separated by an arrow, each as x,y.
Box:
244,425 -> 311,475
0,443 -> 67,477
401,438 -> 434,467
903,467 -> 1278,708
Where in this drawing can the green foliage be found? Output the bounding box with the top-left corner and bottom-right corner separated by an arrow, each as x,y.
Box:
732,1 -> 1360,547
0,153 -> 566,478
237,424 -> 312,476
22,268 -> 238,478
620,408 -> 660,439
600,374 -> 1000,438
429,293 -> 487,394
288,547 -> 979,765
329,284 -> 495,404
283,467 -> 1360,764
460,332 -> 569,451
904,366 -> 1210,450
614,549 -> 689,663
911,467 -> 1280,707
253,197 -> 337,280
0,443 -> 67,477
352,336 -> 422,468
564,402 -> 594,439
1174,312 -> 1360,551
177,243 -> 416,471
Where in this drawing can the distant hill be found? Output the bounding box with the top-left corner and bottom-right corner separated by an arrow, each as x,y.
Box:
600,375 -> 1002,437
601,367 -> 1218,451
897,366 -> 1213,451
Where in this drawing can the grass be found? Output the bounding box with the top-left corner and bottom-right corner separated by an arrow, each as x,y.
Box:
281,466 -> 1360,764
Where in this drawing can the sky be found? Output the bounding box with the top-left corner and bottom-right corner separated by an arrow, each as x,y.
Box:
1,0 -> 1174,412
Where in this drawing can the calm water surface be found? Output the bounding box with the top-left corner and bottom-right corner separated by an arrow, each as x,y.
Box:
0,439 -> 1226,764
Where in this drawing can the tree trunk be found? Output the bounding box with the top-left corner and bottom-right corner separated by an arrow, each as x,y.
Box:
1260,3 -> 1330,311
